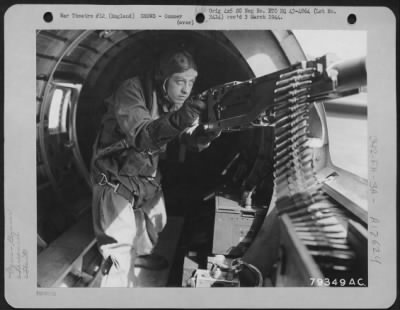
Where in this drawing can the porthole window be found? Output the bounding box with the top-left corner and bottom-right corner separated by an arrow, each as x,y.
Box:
48,87 -> 71,134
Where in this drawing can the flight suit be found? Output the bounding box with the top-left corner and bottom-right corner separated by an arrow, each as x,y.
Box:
91,76 -> 212,287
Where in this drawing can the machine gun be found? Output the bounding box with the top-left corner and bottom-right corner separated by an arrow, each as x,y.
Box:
195,55 -> 366,133
191,55 -> 368,287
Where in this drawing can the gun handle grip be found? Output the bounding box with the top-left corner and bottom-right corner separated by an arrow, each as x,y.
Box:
201,123 -> 219,133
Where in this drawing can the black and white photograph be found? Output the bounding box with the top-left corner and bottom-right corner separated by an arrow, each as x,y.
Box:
4,5 -> 397,309
35,29 -> 369,288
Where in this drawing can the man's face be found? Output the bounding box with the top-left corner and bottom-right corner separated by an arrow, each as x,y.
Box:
166,68 -> 198,107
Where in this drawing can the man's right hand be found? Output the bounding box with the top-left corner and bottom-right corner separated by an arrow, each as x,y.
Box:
186,98 -> 206,114
192,124 -> 222,143
170,98 -> 207,130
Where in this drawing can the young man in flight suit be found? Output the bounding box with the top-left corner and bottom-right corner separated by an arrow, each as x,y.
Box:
91,48 -> 219,287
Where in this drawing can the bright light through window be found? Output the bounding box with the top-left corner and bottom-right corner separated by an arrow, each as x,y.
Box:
293,30 -> 368,180
61,90 -> 71,133
48,89 -> 63,131
325,104 -> 368,179
247,53 -> 275,77
48,87 -> 72,134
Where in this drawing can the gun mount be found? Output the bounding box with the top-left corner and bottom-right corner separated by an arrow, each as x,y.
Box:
198,55 -> 366,132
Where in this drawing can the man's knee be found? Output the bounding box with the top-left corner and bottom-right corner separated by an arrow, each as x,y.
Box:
142,192 -> 167,231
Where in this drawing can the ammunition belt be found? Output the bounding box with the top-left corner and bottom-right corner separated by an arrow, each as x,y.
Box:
272,65 -> 356,279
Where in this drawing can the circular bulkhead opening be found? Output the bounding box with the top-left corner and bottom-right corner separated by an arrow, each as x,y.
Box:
76,31 -> 278,216
37,30 -> 303,248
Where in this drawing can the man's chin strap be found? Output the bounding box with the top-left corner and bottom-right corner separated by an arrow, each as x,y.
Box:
161,78 -> 173,106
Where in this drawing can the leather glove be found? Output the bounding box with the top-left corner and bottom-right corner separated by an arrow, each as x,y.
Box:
191,124 -> 222,145
169,98 -> 206,130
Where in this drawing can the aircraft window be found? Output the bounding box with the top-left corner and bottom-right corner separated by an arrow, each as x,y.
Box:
293,30 -> 367,180
325,92 -> 368,179
247,53 -> 275,77
48,88 -> 71,134
308,103 -> 325,147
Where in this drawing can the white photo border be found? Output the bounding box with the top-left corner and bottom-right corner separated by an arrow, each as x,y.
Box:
4,4 -> 397,308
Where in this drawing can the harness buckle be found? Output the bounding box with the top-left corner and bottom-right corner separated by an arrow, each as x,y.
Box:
98,173 -> 108,186
98,173 -> 120,192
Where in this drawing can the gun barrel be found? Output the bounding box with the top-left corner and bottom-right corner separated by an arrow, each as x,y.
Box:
329,57 -> 367,92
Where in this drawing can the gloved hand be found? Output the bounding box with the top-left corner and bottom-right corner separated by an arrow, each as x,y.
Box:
169,98 -> 206,130
181,124 -> 222,152
191,124 -> 222,145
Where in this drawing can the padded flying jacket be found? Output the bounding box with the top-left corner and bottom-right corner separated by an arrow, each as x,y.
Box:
92,75 -> 189,183
91,73 -> 212,187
